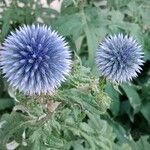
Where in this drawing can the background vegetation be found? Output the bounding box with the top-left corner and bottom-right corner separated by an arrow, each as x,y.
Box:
0,0 -> 150,149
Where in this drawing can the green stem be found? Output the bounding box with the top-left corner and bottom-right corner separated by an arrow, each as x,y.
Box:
81,8 -> 95,67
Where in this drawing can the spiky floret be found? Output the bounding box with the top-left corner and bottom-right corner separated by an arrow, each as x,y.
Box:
96,34 -> 144,83
0,24 -> 71,95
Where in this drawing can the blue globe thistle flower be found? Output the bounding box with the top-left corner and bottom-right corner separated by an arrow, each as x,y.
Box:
96,34 -> 144,83
0,24 -> 71,95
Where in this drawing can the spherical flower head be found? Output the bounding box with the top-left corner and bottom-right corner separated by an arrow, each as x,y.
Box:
0,24 -> 71,95
96,34 -> 144,83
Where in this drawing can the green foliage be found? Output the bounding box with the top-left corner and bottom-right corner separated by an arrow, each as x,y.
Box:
131,136 -> 150,150
0,98 -> 14,111
121,84 -> 141,114
0,0 -> 150,149
0,0 -> 58,41
0,64 -> 125,149
0,111 -> 131,150
105,83 -> 120,117
0,63 -> 149,149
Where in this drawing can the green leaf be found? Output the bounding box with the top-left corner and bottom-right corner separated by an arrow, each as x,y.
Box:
53,14 -> 83,37
105,83 -> 120,116
60,89 -> 104,115
131,136 -> 150,150
107,0 -> 131,9
81,6 -> 108,66
0,112 -> 30,149
121,84 -> 141,114
47,0 -> 53,4
83,22 -> 97,66
120,101 -> 134,122
141,101 -> 150,123
80,122 -> 94,134
139,5 -> 150,27
0,98 -> 14,110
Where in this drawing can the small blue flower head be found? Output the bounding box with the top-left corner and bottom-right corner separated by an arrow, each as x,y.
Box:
96,34 -> 144,83
0,24 -> 71,95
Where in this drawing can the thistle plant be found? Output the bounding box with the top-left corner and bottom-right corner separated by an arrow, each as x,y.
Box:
96,34 -> 144,83
0,24 -> 71,95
